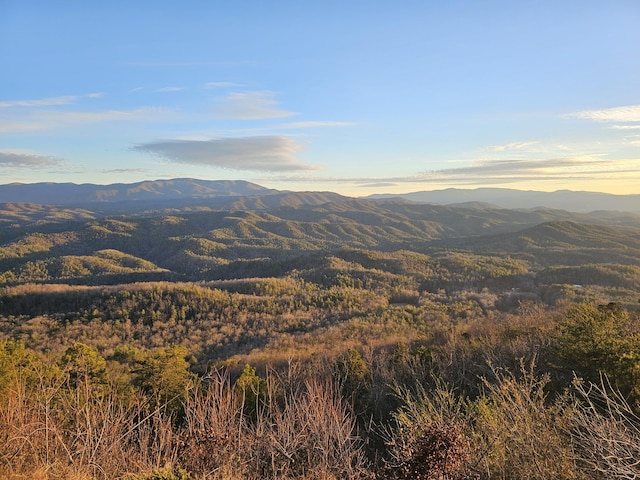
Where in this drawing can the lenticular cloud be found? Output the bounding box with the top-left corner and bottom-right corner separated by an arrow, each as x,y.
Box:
134,135 -> 318,172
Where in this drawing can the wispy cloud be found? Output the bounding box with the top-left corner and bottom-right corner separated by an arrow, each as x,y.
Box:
133,135 -> 318,172
357,182 -> 399,188
485,141 -> 537,152
214,91 -> 297,120
431,157 -> 607,177
0,107 -> 173,133
565,104 -> 640,122
277,120 -> 355,129
204,82 -> 244,89
128,60 -> 248,67
410,157 -> 640,186
611,124 -> 640,130
271,156 -> 640,186
0,93 -> 102,108
0,151 -> 64,168
101,167 -> 153,174
155,86 -> 185,92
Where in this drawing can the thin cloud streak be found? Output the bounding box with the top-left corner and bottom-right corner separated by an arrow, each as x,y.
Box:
155,86 -> 185,92
214,91 -> 297,120
566,104 -> 640,122
271,156 -> 640,186
134,135 -> 319,172
485,141 -> 537,152
102,168 -> 153,174
0,93 -> 102,108
611,124 -> 640,130
431,156 -> 640,181
432,157 -> 608,176
277,121 -> 355,129
0,107 -> 174,133
204,82 -> 244,89
0,151 -> 64,168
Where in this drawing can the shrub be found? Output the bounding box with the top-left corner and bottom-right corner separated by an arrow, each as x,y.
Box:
471,359 -> 577,479
177,370 -> 246,479
570,375 -> 640,479
234,363 -> 267,421
384,379 -> 474,479
385,421 -> 472,479
553,302 -> 640,400
133,346 -> 196,420
129,467 -> 192,480
336,348 -> 372,417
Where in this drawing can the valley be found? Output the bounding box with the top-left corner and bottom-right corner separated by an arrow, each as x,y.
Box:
1,180 -> 639,479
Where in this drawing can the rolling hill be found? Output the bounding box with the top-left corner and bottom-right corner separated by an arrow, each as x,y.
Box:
1,179 -> 639,309
1,196 -> 639,296
436,220 -> 640,266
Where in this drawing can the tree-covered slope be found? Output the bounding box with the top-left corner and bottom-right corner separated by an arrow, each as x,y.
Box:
440,220 -> 640,266
0,200 -> 638,299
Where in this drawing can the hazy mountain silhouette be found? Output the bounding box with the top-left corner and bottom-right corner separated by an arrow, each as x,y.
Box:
0,179 -> 275,205
367,188 -> 640,213
2,180 -> 639,214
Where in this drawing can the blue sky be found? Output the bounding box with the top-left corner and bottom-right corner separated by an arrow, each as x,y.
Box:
1,1 -> 639,195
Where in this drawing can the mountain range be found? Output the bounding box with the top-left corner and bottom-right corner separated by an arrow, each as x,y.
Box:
1,179 -> 639,213
1,178 -> 639,308
367,187 -> 640,213
0,179 -> 273,205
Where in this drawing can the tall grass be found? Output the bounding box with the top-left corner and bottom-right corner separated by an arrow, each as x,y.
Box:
1,350 -> 639,479
0,364 -> 368,479
0,365 -> 177,479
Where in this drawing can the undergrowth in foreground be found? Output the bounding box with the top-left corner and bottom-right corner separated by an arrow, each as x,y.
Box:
1,284 -> 639,479
1,331 -> 639,479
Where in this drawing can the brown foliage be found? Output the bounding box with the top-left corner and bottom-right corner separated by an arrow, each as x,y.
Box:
385,421 -> 473,480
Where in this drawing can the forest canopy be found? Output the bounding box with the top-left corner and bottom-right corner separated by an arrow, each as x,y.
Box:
1,198 -> 639,479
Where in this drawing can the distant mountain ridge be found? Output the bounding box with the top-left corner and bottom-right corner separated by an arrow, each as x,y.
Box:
367,188 -> 640,213
1,180 -> 639,214
0,179 -> 275,205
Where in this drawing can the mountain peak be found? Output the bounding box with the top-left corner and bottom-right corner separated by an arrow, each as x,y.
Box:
0,178 -> 276,206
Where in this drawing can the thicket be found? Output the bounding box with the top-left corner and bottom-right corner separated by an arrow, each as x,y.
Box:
1,292 -> 639,479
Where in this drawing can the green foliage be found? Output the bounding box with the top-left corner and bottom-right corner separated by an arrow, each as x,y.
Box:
336,348 -> 372,416
554,302 -> 640,399
60,342 -> 108,390
133,345 -> 196,417
234,363 -> 267,420
0,339 -> 38,398
471,362 -> 577,479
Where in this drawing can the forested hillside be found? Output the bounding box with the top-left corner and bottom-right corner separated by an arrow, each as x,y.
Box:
1,194 -> 639,479
2,199 -> 639,293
